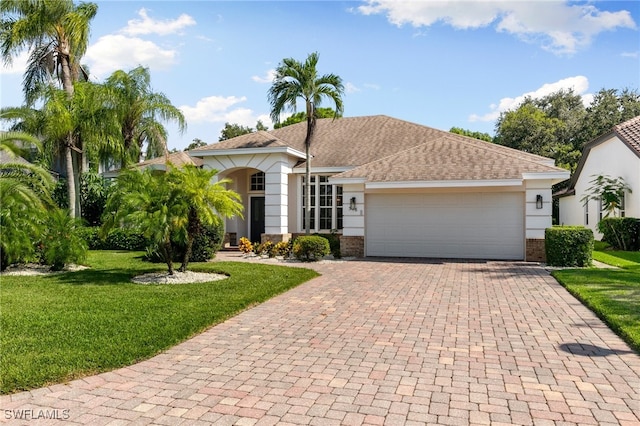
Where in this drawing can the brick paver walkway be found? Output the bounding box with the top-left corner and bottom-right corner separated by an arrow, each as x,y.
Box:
2,254 -> 639,425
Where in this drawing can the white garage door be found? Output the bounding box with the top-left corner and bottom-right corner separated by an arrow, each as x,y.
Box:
366,192 -> 524,260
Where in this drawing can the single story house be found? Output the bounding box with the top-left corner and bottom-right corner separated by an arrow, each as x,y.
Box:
190,115 -> 569,261
557,115 -> 640,238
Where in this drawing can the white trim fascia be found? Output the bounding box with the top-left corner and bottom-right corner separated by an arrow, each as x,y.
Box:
329,177 -> 367,184
190,147 -> 306,159
522,171 -> 570,181
291,167 -> 353,174
365,179 -> 523,189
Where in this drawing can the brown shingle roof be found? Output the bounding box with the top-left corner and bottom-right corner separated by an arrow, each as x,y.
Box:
136,151 -> 203,168
334,134 -> 563,182
614,115 -> 640,157
194,115 -> 558,179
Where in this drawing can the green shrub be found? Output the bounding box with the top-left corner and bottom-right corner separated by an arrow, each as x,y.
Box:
315,232 -> 341,258
80,227 -> 149,251
293,236 -> 330,262
39,209 -> 88,270
545,226 -> 594,267
598,217 -> 640,251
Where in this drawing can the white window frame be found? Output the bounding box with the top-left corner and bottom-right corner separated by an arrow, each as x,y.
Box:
299,175 -> 343,232
584,201 -> 589,226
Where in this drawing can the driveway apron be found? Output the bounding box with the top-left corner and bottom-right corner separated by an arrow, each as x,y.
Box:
2,255 -> 639,425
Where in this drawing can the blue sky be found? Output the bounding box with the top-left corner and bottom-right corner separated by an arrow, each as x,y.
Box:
1,0 -> 639,151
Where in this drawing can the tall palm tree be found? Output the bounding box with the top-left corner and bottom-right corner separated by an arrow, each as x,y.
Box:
268,52 -> 344,234
2,83 -> 121,215
1,0 -> 98,218
104,66 -> 186,165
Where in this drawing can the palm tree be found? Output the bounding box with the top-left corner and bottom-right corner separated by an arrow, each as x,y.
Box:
102,166 -> 242,274
169,165 -> 243,272
1,0 -> 98,103
1,0 -> 98,218
0,130 -> 54,270
104,66 -> 186,165
268,52 -> 344,234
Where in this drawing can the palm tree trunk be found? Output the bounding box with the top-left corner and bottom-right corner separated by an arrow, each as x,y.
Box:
65,138 -> 76,218
160,240 -> 174,275
179,209 -> 199,272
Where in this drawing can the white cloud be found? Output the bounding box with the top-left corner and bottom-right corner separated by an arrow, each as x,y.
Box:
0,50 -> 28,75
122,8 -> 196,36
621,51 -> 639,58
363,83 -> 381,90
252,69 -> 276,84
358,0 -> 636,54
345,82 -> 361,94
180,95 -> 267,125
85,34 -> 177,79
469,75 -> 590,122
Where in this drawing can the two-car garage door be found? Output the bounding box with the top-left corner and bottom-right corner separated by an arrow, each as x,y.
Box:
366,192 -> 524,260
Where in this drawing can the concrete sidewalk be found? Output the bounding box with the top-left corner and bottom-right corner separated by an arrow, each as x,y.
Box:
2,255 -> 639,425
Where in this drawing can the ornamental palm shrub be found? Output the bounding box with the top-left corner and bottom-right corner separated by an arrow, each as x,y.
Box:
39,208 -> 88,271
102,166 -> 242,274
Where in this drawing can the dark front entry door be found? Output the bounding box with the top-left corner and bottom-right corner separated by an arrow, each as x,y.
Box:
250,196 -> 265,243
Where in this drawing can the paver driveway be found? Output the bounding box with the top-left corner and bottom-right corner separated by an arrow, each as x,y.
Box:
2,255 -> 639,425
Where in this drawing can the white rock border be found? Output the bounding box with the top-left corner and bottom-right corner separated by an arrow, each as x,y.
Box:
131,271 -> 228,285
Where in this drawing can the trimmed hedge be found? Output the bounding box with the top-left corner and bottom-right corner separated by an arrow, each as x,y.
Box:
80,227 -> 149,251
293,236 -> 330,261
314,233 -> 341,259
545,226 -> 594,267
598,217 -> 640,251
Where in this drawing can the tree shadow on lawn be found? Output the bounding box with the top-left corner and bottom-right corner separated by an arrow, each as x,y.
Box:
49,267 -> 161,286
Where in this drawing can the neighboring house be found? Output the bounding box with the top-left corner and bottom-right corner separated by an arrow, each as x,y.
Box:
557,115 -> 640,238
101,151 -> 203,179
190,115 -> 569,261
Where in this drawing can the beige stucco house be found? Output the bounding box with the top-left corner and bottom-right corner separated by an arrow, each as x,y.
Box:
190,115 -> 569,261
557,115 -> 640,238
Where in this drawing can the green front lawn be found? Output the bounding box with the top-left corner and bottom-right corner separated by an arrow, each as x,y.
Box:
552,246 -> 640,353
0,251 -> 318,394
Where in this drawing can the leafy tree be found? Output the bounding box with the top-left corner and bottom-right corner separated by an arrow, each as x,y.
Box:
102,166 -> 242,274
219,122 -> 253,141
0,130 -> 54,269
1,0 -> 98,218
273,107 -> 339,129
582,88 -> 640,143
218,120 -> 269,141
494,87 -> 640,172
449,127 -> 493,142
104,66 -> 186,164
268,52 -> 344,234
79,170 -> 110,226
185,138 -> 206,151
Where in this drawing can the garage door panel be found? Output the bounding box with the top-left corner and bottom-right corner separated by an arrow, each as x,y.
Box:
366,192 -> 524,260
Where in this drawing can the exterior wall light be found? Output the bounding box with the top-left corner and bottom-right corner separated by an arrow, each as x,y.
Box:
536,194 -> 543,209
349,197 -> 357,211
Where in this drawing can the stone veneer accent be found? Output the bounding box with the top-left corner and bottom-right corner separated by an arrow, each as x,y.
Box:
340,236 -> 365,258
261,233 -> 292,244
526,239 -> 546,262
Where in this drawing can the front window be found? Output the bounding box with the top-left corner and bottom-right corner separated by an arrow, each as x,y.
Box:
584,201 -> 589,225
250,172 -> 265,191
620,193 -> 626,218
301,175 -> 343,231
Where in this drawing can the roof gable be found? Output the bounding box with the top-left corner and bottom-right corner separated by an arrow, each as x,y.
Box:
561,115 -> 640,193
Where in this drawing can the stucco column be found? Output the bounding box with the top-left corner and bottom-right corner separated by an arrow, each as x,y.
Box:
340,183 -> 366,257
263,159 -> 292,241
525,179 -> 553,261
